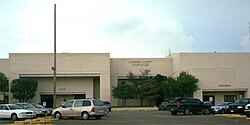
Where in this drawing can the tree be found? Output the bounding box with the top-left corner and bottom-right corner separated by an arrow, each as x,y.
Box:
176,71 -> 199,97
11,78 -> 38,102
140,78 -> 160,106
162,76 -> 177,100
0,72 -> 8,94
154,74 -> 167,105
127,69 -> 151,106
112,82 -> 137,106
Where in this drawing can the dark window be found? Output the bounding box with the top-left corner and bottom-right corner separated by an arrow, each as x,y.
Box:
2,105 -> 9,110
74,100 -> 83,107
93,100 -> 104,106
64,101 -> 74,108
8,105 -> 22,110
224,95 -> 237,102
195,99 -> 202,104
83,101 -> 91,106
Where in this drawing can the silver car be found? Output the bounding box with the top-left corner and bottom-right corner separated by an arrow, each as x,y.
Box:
16,103 -> 47,117
211,102 -> 232,114
0,104 -> 36,120
31,103 -> 53,116
52,99 -> 108,120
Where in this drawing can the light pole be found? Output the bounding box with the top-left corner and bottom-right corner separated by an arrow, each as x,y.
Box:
53,4 -> 57,109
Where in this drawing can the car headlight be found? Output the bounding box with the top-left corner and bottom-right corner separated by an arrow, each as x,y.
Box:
35,110 -> 42,113
237,106 -> 243,109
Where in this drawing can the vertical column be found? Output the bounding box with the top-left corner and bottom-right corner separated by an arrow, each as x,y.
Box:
193,89 -> 203,101
100,73 -> 110,101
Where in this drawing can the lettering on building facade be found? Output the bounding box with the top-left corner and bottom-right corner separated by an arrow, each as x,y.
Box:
128,60 -> 152,67
218,85 -> 231,87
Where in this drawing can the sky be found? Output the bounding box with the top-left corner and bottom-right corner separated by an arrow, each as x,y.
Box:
0,0 -> 250,58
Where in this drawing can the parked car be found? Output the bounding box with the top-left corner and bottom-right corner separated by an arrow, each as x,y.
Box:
103,101 -> 112,112
227,98 -> 250,114
16,103 -> 47,117
31,103 -> 53,116
166,98 -> 210,115
52,99 -> 108,120
0,104 -> 36,120
244,104 -> 250,117
158,102 -> 168,110
211,102 -> 233,114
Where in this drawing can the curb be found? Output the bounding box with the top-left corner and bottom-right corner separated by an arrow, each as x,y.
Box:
8,116 -> 57,125
214,114 -> 250,120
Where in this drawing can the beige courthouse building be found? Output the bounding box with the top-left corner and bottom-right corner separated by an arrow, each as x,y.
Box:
0,52 -> 249,107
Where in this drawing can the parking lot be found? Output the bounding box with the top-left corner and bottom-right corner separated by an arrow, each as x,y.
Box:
52,111 -> 250,125
1,110 -> 250,125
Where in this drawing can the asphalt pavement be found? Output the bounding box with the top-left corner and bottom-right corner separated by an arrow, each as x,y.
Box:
52,110 -> 250,125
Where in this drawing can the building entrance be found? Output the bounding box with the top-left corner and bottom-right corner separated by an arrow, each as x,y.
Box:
203,95 -> 215,105
41,95 -> 53,108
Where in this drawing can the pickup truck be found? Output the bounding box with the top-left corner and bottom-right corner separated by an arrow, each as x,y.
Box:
166,98 -> 211,115
227,98 -> 250,114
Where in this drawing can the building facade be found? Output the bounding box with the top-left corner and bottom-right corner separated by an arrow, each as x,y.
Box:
0,52 -> 249,107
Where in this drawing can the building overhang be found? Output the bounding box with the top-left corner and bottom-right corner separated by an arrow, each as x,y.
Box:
202,88 -> 248,92
19,73 -> 100,78
40,92 -> 86,95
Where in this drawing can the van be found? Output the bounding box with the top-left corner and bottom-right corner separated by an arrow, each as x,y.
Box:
52,99 -> 108,120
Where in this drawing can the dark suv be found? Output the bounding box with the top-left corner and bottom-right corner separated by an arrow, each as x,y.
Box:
166,98 -> 210,115
227,98 -> 250,114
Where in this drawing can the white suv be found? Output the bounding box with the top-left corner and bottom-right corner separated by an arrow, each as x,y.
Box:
52,99 -> 108,120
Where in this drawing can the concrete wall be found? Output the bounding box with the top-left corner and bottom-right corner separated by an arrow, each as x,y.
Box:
27,77 -> 93,106
7,53 -> 110,103
171,52 -> 250,103
110,58 -> 172,106
1,52 -> 250,106
0,59 -> 10,76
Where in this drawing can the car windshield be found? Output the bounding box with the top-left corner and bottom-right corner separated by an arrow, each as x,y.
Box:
9,105 -> 23,110
23,104 -> 36,108
93,100 -> 105,106
217,103 -> 227,106
32,104 -> 44,108
175,99 -> 187,103
234,99 -> 249,104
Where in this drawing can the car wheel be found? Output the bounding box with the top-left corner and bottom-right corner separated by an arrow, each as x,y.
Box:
82,112 -> 89,120
220,109 -> 225,114
184,108 -> 190,115
54,112 -> 61,119
203,108 -> 210,115
108,108 -> 111,112
171,111 -> 177,115
95,116 -> 102,119
11,113 -> 18,121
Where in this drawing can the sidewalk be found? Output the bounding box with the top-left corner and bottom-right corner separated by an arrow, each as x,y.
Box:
112,107 -> 158,112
